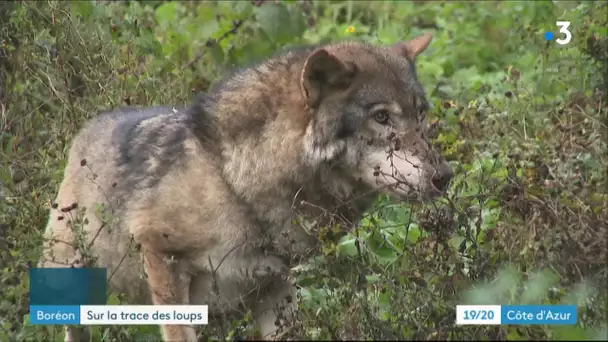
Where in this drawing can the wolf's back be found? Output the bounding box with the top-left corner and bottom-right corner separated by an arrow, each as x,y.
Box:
38,106 -> 185,304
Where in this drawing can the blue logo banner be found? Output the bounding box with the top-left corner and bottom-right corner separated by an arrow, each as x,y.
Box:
501,305 -> 577,325
30,305 -> 80,325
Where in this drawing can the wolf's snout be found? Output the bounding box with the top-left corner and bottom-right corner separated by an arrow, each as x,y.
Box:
431,162 -> 453,193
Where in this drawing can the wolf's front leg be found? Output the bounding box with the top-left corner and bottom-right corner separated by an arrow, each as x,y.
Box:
251,276 -> 298,341
142,249 -> 198,342
201,236 -> 290,281
64,325 -> 90,342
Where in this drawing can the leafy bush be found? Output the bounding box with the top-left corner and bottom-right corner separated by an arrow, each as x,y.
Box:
1,1 -> 606,340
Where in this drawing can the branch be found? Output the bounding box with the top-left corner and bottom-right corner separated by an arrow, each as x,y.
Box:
182,19 -> 245,72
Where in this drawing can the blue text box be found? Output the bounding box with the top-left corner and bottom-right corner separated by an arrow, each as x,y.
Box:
501,305 -> 577,325
30,305 -> 80,325
29,268 -> 107,306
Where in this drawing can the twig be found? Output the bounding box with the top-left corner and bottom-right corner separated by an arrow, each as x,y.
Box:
181,19 -> 245,73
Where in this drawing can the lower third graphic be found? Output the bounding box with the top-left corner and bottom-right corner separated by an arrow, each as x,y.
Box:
456,305 -> 577,325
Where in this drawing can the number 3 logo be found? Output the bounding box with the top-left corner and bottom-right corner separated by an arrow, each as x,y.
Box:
556,21 -> 572,45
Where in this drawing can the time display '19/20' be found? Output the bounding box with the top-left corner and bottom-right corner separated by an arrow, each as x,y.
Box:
456,305 -> 501,325
464,309 -> 495,320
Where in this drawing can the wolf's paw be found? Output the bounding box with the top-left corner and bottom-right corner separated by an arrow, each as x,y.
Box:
252,255 -> 288,278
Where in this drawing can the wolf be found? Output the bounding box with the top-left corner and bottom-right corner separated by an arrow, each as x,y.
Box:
38,32 -> 453,341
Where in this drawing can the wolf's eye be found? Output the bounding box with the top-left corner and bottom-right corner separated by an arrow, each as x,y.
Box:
373,111 -> 390,125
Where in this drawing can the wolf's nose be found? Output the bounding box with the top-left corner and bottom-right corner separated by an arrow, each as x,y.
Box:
431,163 -> 454,192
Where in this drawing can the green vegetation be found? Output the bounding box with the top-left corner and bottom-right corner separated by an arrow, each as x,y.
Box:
1,1 -> 606,340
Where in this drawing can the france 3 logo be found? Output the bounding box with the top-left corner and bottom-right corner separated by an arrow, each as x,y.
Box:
544,21 -> 572,45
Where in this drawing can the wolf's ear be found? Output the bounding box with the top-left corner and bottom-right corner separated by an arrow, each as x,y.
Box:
300,49 -> 357,109
390,32 -> 433,61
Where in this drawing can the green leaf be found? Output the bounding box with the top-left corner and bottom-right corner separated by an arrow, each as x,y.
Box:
338,237 -> 358,257
233,1 -> 254,17
372,245 -> 398,265
200,19 -> 220,41
254,3 -> 292,44
22,314 -> 30,326
197,4 -> 217,22
405,223 -> 423,244
209,43 -> 225,65
155,2 -> 180,28
107,293 -> 121,305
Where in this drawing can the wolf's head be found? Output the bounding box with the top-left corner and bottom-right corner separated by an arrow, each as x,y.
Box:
301,33 -> 453,201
